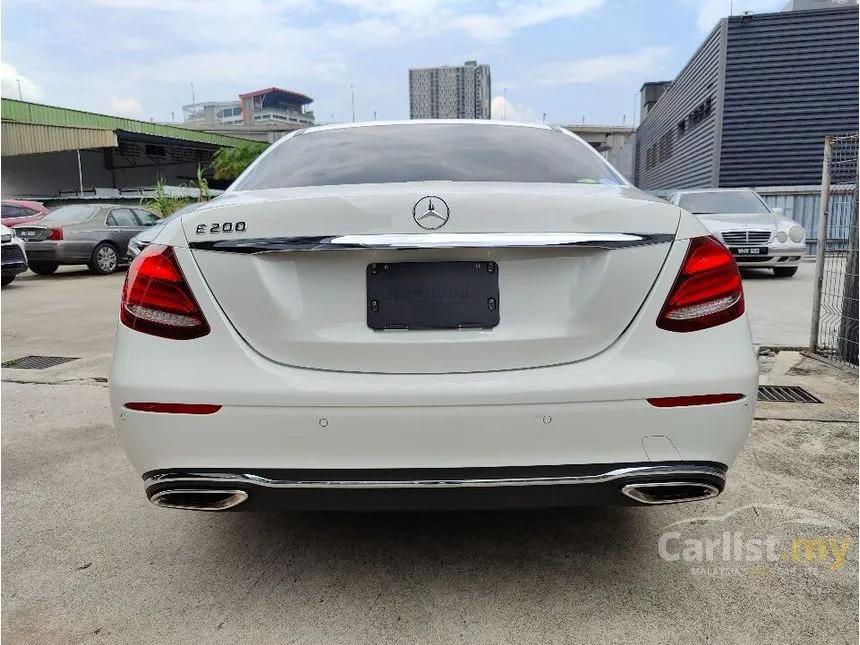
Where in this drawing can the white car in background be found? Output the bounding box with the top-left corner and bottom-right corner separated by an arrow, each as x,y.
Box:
1,224 -> 28,286
665,188 -> 806,278
109,120 -> 757,513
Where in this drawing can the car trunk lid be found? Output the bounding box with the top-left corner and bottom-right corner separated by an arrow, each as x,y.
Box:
184,183 -> 680,374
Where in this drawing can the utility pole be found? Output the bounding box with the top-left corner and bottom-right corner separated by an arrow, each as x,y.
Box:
16,79 -> 22,100
373,110 -> 377,121
190,82 -> 195,104
350,84 -> 355,122
542,112 -> 546,124
503,87 -> 507,120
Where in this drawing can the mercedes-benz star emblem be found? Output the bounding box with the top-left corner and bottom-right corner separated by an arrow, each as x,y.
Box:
413,196 -> 450,230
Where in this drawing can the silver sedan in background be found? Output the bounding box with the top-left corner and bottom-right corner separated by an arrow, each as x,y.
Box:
665,188 -> 805,278
13,204 -> 160,275
127,203 -> 201,261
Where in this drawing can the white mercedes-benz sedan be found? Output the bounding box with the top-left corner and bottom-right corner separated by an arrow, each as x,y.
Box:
665,188 -> 806,278
109,120 -> 757,512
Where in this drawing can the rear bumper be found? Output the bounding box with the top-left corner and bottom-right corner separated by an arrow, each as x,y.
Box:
143,462 -> 728,511
25,241 -> 94,263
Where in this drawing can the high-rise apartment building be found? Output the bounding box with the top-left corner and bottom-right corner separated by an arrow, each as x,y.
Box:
409,60 -> 492,119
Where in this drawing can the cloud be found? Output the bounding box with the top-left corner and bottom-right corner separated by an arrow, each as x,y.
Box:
680,0 -> 787,33
531,46 -> 673,86
452,0 -> 605,39
491,96 -> 542,123
108,96 -> 143,118
0,63 -> 44,101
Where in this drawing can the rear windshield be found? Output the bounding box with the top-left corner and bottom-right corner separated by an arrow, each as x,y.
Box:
41,205 -> 100,223
678,191 -> 771,215
232,124 -> 626,191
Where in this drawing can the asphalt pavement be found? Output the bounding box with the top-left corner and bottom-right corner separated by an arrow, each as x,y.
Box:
1,262 -> 857,644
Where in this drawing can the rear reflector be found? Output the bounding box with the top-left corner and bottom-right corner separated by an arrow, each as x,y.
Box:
47,227 -> 63,241
648,393 -> 744,407
120,244 -> 209,340
657,236 -> 745,332
125,402 -> 222,414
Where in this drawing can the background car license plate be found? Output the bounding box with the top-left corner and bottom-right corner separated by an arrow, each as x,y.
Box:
731,247 -> 768,256
367,261 -> 500,330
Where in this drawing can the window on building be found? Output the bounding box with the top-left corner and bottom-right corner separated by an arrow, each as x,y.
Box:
678,97 -> 714,137
145,144 -> 166,158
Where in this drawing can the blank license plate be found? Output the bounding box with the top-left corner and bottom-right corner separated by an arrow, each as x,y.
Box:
366,261 -> 500,330
731,246 -> 768,256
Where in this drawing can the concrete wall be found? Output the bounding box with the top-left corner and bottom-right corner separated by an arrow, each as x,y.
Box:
2,149 -> 202,199
611,131 -> 637,182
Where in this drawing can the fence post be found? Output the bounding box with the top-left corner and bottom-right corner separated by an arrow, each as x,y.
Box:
838,186 -> 859,364
809,136 -> 833,353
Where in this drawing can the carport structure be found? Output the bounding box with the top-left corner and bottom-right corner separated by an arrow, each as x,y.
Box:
1,99 -> 256,199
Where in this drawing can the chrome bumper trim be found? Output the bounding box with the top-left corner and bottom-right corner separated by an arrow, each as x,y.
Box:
188,232 -> 675,254
145,464 -> 725,491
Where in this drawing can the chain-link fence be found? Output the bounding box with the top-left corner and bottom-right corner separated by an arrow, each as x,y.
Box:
809,133 -> 859,369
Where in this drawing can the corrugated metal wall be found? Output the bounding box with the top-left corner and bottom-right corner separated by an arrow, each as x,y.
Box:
720,8 -> 859,186
635,24 -> 724,190
757,186 -> 855,254
1,123 -> 117,156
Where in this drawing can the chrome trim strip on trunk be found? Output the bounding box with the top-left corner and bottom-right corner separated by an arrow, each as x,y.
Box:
145,464 -> 724,490
188,232 -> 675,254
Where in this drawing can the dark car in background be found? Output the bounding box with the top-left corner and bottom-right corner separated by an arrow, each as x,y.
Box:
2,200 -> 49,227
14,204 -> 160,275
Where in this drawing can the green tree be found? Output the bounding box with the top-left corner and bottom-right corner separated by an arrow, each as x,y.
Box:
211,141 -> 268,180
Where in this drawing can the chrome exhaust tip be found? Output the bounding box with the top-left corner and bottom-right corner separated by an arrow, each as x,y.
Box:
621,481 -> 720,505
149,488 -> 249,511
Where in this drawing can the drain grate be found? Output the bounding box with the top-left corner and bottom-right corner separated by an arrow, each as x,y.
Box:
758,385 -> 823,404
1,356 -> 79,370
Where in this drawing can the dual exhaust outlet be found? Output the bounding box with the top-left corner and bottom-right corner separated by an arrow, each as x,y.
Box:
148,479 -> 720,511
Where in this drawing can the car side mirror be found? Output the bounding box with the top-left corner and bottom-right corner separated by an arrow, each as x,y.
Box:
771,207 -> 783,217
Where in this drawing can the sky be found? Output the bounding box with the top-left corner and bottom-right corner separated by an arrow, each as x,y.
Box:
1,0 -> 788,126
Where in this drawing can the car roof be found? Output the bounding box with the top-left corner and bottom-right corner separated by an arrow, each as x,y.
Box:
2,199 -> 46,208
49,203 -> 154,210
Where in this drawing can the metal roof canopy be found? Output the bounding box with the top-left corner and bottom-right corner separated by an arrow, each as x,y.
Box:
239,87 -> 313,105
1,98 -> 256,148
115,129 -> 222,150
1,122 -> 117,156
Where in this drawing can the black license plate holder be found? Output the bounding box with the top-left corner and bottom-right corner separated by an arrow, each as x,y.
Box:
367,261 -> 500,330
731,246 -> 769,256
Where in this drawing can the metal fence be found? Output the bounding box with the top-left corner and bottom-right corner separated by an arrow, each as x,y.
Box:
810,133 -> 859,369
757,185 -> 856,256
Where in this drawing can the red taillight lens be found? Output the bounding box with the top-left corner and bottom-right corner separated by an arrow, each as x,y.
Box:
124,402 -> 221,414
657,236 -> 745,332
47,227 -> 63,240
648,393 -> 745,407
120,244 -> 210,340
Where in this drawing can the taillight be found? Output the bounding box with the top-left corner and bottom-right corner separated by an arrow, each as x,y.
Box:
120,244 -> 209,339
657,236 -> 745,332
47,227 -> 63,240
